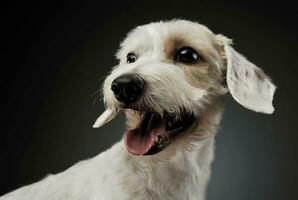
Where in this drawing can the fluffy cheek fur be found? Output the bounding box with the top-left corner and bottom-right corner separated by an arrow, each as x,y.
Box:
103,59 -> 226,150
103,61 -> 209,116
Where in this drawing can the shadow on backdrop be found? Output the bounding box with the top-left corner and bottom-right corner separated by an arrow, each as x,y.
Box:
1,1 -> 297,199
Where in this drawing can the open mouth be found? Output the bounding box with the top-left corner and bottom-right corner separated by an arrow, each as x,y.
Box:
124,110 -> 195,156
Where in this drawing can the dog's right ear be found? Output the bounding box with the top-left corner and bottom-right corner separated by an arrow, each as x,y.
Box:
216,34 -> 276,114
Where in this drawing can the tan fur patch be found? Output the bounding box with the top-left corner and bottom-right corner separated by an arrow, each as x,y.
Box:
163,36 -> 187,60
163,35 -> 226,94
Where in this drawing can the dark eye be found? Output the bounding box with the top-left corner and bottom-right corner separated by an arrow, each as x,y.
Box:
126,53 -> 137,64
175,47 -> 199,64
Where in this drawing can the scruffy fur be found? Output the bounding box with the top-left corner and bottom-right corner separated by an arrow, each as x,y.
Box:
1,20 -> 276,200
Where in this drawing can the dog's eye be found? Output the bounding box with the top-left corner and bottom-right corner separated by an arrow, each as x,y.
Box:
126,53 -> 137,64
175,47 -> 199,64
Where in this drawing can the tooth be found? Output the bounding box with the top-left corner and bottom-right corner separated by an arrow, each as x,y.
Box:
156,135 -> 162,144
92,108 -> 117,128
157,143 -> 163,148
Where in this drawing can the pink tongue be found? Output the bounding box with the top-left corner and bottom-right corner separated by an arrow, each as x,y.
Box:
124,128 -> 167,155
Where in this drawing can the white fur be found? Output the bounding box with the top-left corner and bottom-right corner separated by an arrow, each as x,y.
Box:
216,35 -> 276,114
1,20 -> 275,200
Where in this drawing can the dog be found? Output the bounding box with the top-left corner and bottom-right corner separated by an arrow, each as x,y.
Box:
1,19 -> 276,200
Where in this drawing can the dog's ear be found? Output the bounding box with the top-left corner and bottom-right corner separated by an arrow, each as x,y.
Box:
216,34 -> 276,114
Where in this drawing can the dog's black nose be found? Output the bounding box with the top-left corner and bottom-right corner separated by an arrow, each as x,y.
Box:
111,74 -> 144,104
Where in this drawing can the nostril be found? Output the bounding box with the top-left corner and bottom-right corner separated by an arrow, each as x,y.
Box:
111,82 -> 120,94
123,84 -> 138,98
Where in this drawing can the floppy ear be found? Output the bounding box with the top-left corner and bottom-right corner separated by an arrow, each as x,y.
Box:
217,34 -> 276,114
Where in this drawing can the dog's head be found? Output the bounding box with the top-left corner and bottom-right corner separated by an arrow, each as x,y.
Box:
93,20 -> 276,156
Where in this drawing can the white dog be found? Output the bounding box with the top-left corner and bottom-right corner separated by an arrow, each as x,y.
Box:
1,19 -> 275,200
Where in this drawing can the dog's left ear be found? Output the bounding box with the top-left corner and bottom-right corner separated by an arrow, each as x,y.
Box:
216,34 -> 276,114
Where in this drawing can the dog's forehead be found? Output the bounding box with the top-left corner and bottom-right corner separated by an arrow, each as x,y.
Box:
117,20 -> 217,60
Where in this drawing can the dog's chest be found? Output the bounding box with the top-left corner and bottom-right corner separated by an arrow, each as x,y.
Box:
143,164 -> 201,200
93,141 -> 213,200
116,153 -> 205,200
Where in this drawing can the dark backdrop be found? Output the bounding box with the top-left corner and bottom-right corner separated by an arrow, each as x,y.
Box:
1,1 -> 298,199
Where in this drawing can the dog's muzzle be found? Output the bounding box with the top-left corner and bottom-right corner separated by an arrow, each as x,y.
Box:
124,111 -> 195,156
111,74 -> 144,105
107,73 -> 196,156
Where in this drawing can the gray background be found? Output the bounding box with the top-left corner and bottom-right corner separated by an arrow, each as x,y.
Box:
1,0 -> 298,199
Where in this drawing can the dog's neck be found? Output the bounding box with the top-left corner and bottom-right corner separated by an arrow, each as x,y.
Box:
119,136 -> 216,200
120,101 -> 224,200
